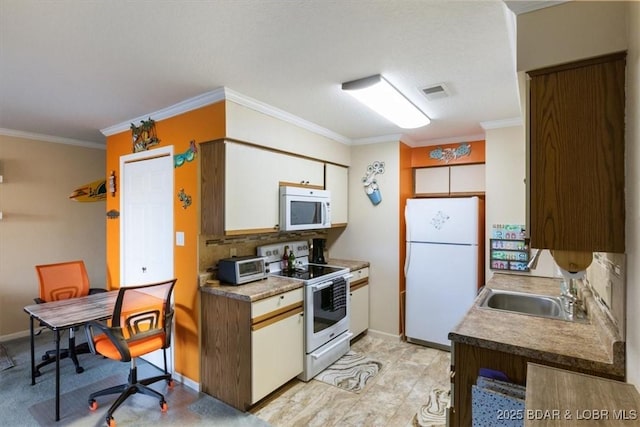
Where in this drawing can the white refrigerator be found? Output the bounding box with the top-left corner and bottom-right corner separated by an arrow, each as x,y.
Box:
405,197 -> 481,349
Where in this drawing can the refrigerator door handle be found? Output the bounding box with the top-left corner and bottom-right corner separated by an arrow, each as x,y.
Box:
404,205 -> 411,277
404,242 -> 411,277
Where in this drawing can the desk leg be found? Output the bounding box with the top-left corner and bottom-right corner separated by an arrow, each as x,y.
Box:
55,329 -> 60,422
29,316 -> 35,385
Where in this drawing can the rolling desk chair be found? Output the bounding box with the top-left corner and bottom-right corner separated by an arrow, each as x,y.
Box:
85,279 -> 177,427
34,260 -> 106,376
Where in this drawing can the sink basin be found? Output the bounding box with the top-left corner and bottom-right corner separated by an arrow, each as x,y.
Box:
479,289 -> 569,320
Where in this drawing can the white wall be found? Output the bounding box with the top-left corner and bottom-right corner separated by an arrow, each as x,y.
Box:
225,100 -> 351,166
0,136 -> 106,338
517,1 -> 627,71
328,141 -> 400,338
485,125 -> 559,280
625,0 -> 640,387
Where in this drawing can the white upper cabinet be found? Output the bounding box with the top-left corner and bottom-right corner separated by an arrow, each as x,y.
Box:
225,142 -> 323,234
202,140 -> 346,235
324,163 -> 348,226
449,164 -> 485,194
414,167 -> 450,196
414,164 -> 485,197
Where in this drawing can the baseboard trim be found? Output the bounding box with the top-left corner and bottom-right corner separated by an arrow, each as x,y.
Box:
365,329 -> 402,341
0,329 -> 33,342
172,371 -> 200,392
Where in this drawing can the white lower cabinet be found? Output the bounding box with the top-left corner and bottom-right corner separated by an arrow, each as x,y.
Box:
251,308 -> 304,403
200,287 -> 303,410
350,267 -> 369,338
251,288 -> 304,403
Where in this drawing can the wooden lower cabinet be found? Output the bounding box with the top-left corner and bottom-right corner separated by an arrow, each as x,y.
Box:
450,342 -> 624,427
201,289 -> 304,410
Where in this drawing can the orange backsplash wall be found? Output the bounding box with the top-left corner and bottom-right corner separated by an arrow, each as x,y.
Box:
106,101 -> 226,384
410,140 -> 485,168
398,141 -> 413,336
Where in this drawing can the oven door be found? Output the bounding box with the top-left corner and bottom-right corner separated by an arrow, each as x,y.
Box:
305,277 -> 350,352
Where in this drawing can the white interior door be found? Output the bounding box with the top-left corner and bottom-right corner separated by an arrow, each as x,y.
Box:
120,146 -> 174,371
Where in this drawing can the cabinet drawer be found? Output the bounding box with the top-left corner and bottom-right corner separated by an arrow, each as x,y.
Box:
351,267 -> 369,288
252,288 -> 303,320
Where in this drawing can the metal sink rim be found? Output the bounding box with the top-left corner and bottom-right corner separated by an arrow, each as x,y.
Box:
479,288 -> 570,321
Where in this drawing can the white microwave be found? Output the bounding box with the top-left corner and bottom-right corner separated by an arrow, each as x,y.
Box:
279,186 -> 331,231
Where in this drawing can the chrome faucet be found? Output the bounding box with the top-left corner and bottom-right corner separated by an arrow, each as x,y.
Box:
560,278 -> 579,318
527,248 -> 542,270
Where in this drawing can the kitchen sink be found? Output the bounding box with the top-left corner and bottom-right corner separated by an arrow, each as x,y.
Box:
479,289 -> 570,321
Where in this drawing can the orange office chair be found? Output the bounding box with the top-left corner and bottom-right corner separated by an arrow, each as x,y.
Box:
34,260 -> 106,376
85,279 -> 177,427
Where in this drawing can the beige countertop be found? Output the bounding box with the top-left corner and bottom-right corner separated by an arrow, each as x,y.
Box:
449,273 -> 624,379
326,258 -> 370,271
200,276 -> 303,302
199,258 -> 368,303
525,363 -> 640,426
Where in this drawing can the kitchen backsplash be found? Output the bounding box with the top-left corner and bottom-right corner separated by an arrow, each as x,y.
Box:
585,252 -> 625,339
198,230 -> 328,274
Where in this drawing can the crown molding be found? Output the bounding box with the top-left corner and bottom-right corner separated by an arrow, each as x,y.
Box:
101,87 -> 352,145
100,88 -> 227,136
350,133 -> 404,146
224,88 -> 351,145
0,128 -> 106,150
410,133 -> 487,148
480,117 -> 523,130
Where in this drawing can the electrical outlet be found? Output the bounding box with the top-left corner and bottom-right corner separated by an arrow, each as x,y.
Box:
230,247 -> 237,257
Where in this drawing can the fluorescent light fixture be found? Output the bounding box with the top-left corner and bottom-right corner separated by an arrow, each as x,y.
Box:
342,74 -> 431,129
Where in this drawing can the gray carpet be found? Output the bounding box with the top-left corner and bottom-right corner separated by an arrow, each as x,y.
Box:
0,344 -> 14,370
0,332 -> 271,426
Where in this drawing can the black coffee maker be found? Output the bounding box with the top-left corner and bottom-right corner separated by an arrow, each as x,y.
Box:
311,238 -> 327,264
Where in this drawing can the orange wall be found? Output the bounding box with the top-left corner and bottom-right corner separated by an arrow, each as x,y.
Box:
411,140 -> 485,167
398,141 -> 413,337
106,101 -> 226,383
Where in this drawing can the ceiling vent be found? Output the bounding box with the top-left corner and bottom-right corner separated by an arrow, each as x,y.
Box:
421,83 -> 450,101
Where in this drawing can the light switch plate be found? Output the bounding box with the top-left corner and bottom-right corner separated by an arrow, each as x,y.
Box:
176,231 -> 185,246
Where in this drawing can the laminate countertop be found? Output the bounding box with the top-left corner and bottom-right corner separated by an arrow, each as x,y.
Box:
449,273 -> 625,379
199,258 -> 369,303
525,363 -> 639,426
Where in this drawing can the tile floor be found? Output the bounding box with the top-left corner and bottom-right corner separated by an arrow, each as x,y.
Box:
251,334 -> 451,427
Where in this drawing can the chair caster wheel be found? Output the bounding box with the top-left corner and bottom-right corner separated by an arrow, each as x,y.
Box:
34,370 -> 42,378
106,415 -> 115,427
89,399 -> 97,411
160,400 -> 168,412
41,354 -> 50,361
167,379 -> 175,389
76,366 -> 85,374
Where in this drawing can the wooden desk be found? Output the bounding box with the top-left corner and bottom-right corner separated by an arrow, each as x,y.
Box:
24,291 -> 117,422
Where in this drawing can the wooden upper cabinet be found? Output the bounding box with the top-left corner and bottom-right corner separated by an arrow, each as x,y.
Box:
528,52 -> 626,252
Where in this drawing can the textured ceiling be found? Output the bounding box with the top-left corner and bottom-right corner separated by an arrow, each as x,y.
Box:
0,0 -> 523,147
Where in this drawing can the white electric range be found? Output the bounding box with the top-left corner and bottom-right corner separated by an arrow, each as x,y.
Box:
257,240 -> 352,381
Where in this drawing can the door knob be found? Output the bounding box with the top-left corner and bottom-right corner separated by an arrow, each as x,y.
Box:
142,267 -> 147,273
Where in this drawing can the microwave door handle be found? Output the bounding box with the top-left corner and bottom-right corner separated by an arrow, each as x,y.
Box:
322,202 -> 328,226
